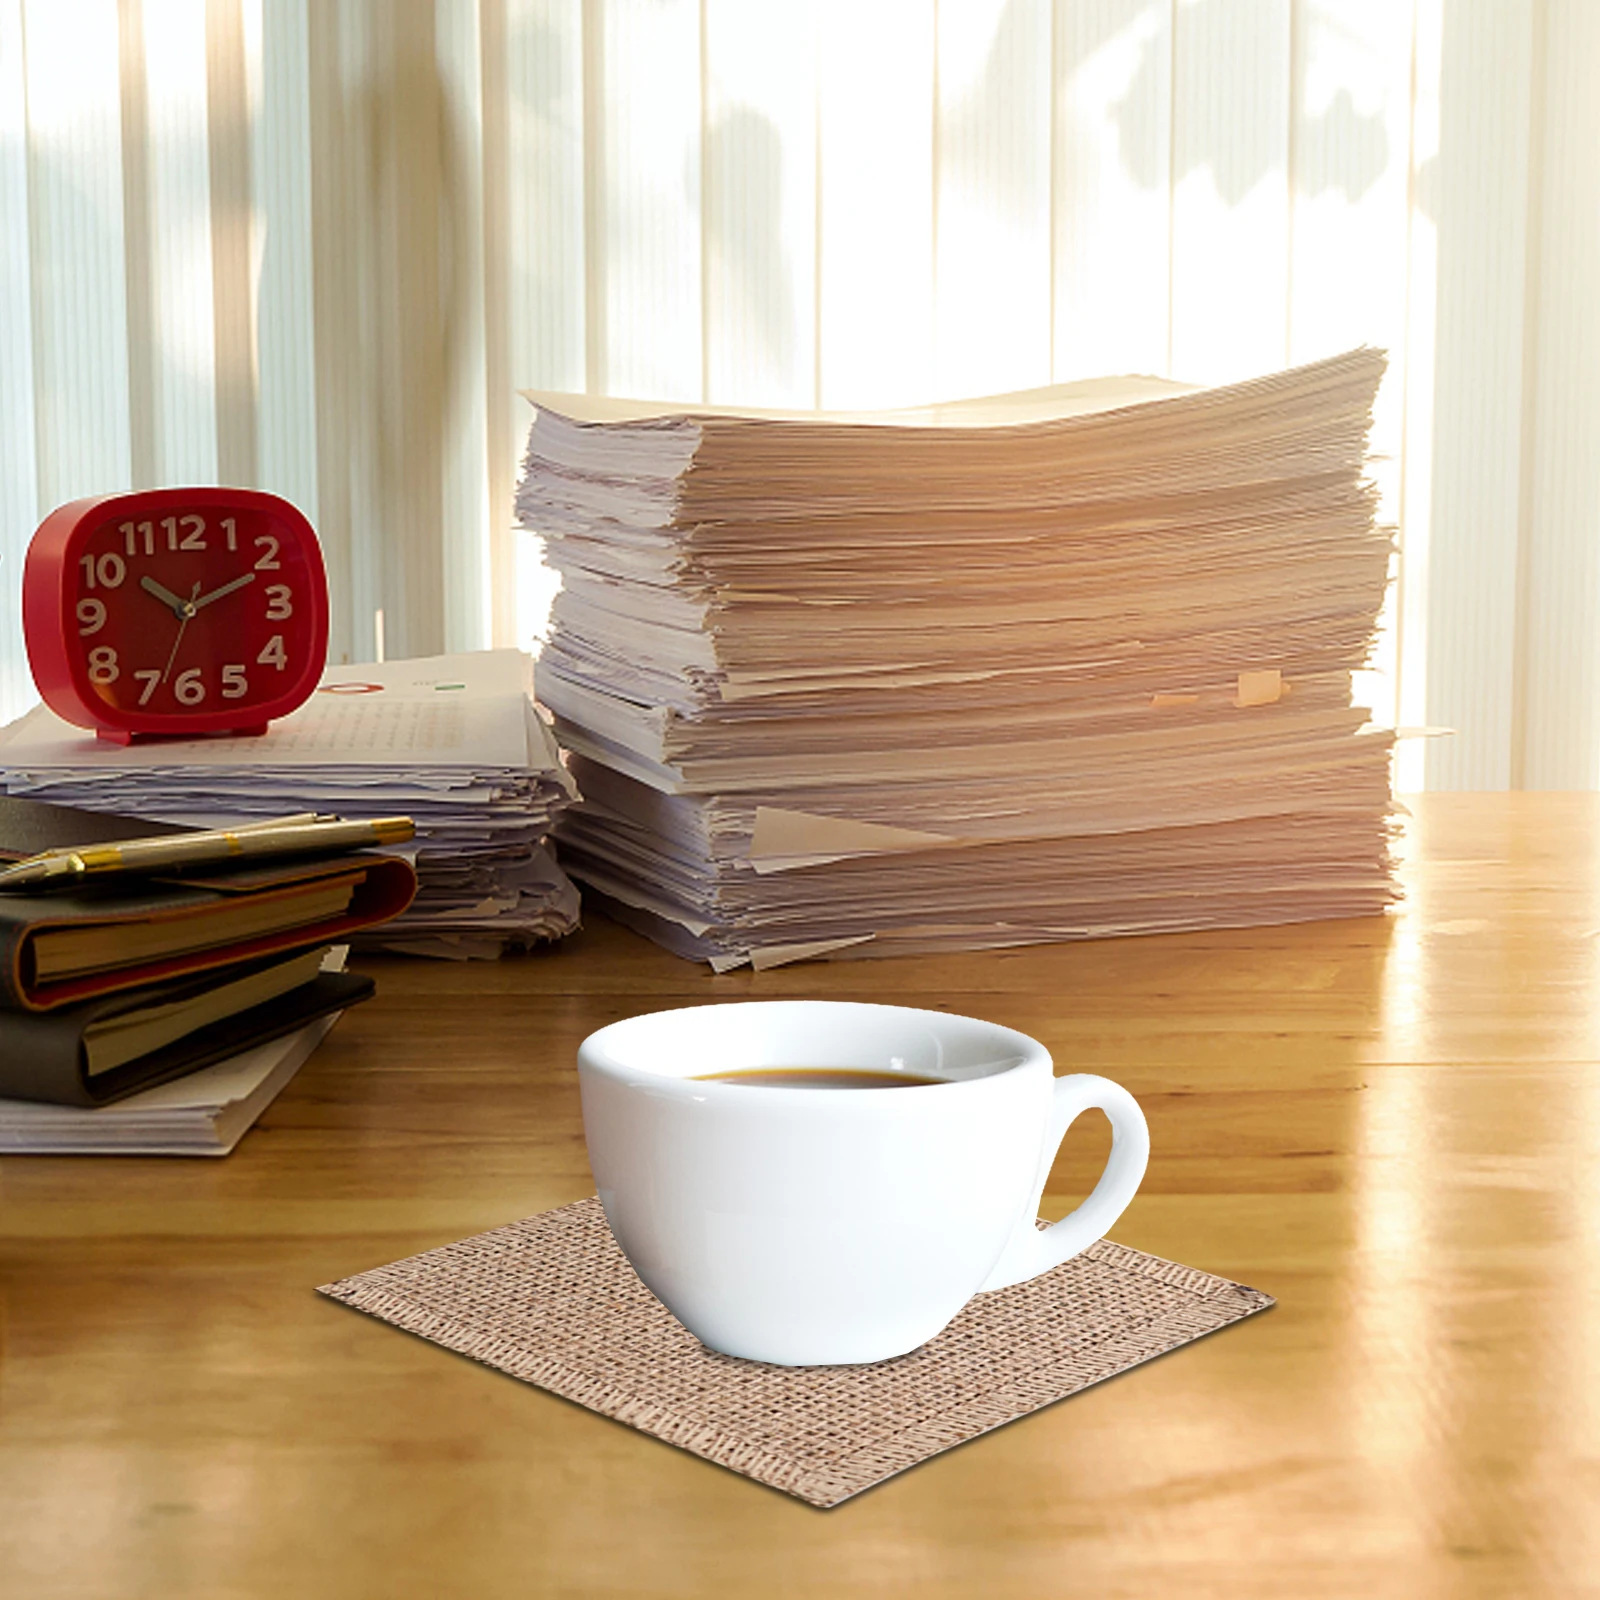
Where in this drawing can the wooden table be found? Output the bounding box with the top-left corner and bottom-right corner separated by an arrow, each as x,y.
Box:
2,794 -> 1597,1598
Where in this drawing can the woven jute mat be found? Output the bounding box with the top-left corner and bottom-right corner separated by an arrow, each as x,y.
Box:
318,1197 -> 1273,1507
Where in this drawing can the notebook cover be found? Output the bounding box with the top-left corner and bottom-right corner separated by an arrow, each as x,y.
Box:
0,793 -> 190,860
0,967 -> 375,1106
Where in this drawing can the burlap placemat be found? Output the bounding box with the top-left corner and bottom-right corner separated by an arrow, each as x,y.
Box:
318,1197 -> 1273,1507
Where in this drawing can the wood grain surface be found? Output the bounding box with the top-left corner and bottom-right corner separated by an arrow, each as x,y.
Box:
2,794 -> 1596,1598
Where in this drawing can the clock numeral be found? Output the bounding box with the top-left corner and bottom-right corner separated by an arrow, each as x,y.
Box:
133,669 -> 161,706
221,664 -> 249,699
174,667 -> 206,706
265,584 -> 293,620
121,520 -> 155,557
253,535 -> 281,571
158,515 -> 205,550
257,634 -> 288,671
76,598 -> 107,636
87,646 -> 119,685
79,552 -> 126,590
221,517 -> 238,552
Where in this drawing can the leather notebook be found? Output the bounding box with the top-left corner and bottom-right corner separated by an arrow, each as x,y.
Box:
0,960 -> 375,1106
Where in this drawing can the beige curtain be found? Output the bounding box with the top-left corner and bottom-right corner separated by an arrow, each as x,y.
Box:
2,0 -> 1597,789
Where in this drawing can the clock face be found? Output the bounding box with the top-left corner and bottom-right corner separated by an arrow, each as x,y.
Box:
24,490 -> 329,737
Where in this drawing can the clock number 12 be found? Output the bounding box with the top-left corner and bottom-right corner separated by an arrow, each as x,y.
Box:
167,515 -> 206,551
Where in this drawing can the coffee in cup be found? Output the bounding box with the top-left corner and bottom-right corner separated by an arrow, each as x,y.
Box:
692,1067 -> 944,1089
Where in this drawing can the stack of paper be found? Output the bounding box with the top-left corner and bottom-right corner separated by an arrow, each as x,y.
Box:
0,651 -> 579,959
516,349 -> 1398,969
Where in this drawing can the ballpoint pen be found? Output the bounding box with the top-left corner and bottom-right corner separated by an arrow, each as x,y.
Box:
0,814 -> 416,892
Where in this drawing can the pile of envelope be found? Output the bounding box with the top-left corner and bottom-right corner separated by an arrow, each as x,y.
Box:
516,349 -> 1398,969
0,651 -> 579,959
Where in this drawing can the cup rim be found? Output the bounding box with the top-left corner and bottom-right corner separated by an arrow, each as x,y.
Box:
576,999 -> 1052,1098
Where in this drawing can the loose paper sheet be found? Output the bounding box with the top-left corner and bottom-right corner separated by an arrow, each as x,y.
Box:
747,807 -> 954,872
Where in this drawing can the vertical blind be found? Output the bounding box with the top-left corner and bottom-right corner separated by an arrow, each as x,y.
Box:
1,0 -> 1596,790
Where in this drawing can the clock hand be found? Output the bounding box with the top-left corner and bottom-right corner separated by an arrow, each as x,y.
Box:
159,581 -> 203,684
140,576 -> 194,619
191,571 -> 258,611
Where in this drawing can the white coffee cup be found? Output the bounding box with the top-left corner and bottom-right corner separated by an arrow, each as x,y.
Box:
578,1000 -> 1149,1366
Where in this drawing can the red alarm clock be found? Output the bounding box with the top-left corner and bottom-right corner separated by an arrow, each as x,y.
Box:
22,488 -> 329,742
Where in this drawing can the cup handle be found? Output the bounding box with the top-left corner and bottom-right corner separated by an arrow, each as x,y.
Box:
977,1074 -> 1150,1292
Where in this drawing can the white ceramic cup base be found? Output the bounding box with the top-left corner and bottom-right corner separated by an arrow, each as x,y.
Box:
578,1001 -> 1150,1366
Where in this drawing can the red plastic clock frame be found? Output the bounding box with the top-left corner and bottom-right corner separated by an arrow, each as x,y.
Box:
22,488 -> 330,742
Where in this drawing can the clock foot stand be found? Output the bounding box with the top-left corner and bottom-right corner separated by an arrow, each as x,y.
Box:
97,724 -> 270,745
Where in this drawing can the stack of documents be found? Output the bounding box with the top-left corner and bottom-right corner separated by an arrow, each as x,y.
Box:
0,651 -> 579,959
516,349 -> 1397,969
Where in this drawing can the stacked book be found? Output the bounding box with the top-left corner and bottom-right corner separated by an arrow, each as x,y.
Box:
0,995 -> 345,1155
0,650 -> 579,959
0,792 -> 410,1140
516,348 -> 1398,969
